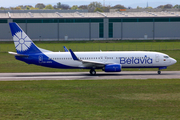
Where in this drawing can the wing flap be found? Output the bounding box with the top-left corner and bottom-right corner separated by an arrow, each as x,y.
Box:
80,60 -> 106,65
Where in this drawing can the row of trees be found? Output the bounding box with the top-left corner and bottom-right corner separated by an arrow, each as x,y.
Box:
0,2 -> 180,12
137,4 -> 180,9
0,2 -> 125,12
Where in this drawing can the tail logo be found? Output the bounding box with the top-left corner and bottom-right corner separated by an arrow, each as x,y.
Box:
13,31 -> 32,52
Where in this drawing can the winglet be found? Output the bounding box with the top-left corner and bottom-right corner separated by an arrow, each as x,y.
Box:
69,49 -> 79,61
63,46 -> 69,52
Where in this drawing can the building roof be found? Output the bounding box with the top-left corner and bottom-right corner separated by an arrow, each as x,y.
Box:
1,11 -> 180,19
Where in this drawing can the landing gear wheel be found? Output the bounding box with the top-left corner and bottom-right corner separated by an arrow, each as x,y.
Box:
158,71 -> 161,74
90,69 -> 96,75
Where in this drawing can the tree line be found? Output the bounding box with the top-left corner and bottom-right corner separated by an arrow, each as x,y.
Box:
0,2 -> 126,12
137,4 -> 180,9
0,2 -> 180,12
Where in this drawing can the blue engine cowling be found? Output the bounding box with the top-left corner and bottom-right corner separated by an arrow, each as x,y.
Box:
103,64 -> 122,72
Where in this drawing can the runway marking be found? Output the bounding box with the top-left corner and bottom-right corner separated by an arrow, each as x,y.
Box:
0,76 -> 98,81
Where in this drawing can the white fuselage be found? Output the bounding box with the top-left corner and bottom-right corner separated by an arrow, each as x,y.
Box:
43,51 -> 176,69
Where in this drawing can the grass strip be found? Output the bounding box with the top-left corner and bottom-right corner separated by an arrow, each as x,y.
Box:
0,79 -> 180,119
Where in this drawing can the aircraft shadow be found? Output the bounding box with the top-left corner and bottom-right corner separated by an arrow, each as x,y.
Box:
12,72 -> 174,78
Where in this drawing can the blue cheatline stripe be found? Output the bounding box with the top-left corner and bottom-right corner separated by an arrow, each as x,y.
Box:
15,53 -> 96,69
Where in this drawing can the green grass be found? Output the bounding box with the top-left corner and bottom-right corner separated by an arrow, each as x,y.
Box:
0,79 -> 180,119
1,40 -> 180,52
0,40 -> 180,72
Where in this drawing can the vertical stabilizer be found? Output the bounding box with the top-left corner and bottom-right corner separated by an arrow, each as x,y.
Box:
9,23 -> 42,54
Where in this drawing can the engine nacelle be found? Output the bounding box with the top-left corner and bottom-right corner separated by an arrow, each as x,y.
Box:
103,64 -> 122,72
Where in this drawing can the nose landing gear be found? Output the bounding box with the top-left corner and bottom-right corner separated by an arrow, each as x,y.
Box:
157,67 -> 167,74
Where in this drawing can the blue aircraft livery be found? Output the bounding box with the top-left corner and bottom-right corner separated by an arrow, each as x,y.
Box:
8,22 -> 177,75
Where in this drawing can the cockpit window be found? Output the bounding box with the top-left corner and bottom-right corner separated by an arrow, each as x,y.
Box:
164,56 -> 169,58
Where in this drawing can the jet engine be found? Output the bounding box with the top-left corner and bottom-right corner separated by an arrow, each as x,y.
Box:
103,64 -> 122,72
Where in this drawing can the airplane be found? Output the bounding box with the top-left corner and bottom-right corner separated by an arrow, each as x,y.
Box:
8,22 -> 177,75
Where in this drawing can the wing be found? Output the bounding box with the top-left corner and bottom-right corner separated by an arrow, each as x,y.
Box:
69,49 -> 112,67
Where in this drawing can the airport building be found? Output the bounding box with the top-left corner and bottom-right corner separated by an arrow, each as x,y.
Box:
0,10 -> 180,41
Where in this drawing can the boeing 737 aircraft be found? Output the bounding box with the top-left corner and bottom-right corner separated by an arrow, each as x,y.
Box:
8,23 -> 177,75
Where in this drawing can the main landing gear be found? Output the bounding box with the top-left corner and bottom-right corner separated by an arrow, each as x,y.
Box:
158,70 -> 161,74
90,69 -> 96,75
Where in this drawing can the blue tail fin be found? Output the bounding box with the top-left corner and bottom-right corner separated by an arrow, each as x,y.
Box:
9,23 -> 42,54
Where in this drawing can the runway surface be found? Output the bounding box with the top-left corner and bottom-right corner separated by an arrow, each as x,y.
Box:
0,71 -> 180,81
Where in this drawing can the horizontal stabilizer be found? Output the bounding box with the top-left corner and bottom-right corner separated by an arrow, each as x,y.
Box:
8,51 -> 29,57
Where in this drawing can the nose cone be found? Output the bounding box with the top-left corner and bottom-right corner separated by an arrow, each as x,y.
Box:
171,58 -> 177,65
